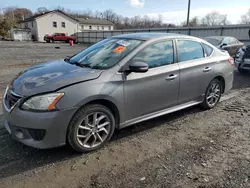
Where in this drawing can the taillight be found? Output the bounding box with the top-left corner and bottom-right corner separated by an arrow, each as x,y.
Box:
228,57 -> 235,66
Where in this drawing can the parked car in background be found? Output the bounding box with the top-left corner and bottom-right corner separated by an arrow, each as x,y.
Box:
235,45 -> 250,73
204,36 -> 244,58
3,33 -> 234,153
44,33 -> 76,43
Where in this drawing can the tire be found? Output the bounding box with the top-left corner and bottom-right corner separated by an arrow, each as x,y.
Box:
238,67 -> 248,74
201,79 -> 222,110
67,104 -> 116,152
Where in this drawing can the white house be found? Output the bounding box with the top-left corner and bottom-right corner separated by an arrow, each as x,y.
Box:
18,10 -> 114,42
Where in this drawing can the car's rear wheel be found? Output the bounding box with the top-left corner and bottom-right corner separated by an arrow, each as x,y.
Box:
67,104 -> 115,152
202,79 -> 222,109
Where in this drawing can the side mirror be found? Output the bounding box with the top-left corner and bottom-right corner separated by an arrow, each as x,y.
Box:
129,61 -> 149,73
220,43 -> 227,48
64,56 -> 71,62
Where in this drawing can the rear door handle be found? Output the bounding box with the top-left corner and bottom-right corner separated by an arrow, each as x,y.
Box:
166,74 -> 178,80
203,67 -> 212,72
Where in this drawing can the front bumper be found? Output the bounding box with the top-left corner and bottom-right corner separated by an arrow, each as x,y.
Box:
237,59 -> 250,71
2,101 -> 77,149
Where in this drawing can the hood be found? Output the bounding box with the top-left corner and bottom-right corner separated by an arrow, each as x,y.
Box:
10,60 -> 102,96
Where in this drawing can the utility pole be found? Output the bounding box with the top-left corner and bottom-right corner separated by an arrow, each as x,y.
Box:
186,0 -> 191,26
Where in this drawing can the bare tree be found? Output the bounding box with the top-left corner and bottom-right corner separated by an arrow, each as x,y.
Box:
102,9 -> 118,23
240,8 -> 250,24
36,7 -> 49,14
201,11 -> 230,26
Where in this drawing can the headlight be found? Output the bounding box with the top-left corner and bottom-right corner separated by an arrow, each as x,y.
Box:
21,93 -> 64,111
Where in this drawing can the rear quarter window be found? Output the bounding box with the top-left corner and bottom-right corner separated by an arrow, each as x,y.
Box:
202,43 -> 214,56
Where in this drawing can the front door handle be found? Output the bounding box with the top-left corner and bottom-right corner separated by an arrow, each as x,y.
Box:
203,67 -> 212,72
166,74 -> 178,80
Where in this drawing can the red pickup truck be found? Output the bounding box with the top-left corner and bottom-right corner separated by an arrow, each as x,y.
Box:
44,33 -> 76,43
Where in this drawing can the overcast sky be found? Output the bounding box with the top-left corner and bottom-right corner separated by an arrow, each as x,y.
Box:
1,0 -> 250,24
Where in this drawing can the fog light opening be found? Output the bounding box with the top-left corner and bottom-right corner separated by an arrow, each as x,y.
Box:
15,129 -> 25,139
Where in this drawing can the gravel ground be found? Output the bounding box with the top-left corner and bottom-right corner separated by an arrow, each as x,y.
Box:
1,41 -> 250,188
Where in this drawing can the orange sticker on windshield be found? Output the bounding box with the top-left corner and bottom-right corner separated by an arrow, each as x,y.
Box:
113,46 -> 126,53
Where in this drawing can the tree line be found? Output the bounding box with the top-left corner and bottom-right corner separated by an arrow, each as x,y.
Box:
0,6 -> 250,37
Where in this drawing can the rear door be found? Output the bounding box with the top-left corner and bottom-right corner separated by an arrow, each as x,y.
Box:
124,40 -> 180,121
177,39 -> 215,104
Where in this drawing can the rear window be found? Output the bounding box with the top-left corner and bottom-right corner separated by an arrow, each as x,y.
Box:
202,43 -> 214,56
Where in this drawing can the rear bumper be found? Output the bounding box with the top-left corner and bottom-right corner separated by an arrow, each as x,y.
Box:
3,102 -> 78,149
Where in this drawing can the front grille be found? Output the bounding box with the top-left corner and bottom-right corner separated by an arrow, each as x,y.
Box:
4,89 -> 22,110
28,129 -> 46,141
243,64 -> 250,68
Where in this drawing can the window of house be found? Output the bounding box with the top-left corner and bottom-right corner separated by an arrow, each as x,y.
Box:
97,26 -> 100,30
102,26 -> 104,30
61,22 -> 65,28
25,23 -> 28,28
132,41 -> 174,69
81,25 -> 84,30
53,21 -> 57,28
89,25 -> 92,30
177,40 -> 204,62
31,21 -> 33,28
109,26 -> 111,30
202,43 -> 214,56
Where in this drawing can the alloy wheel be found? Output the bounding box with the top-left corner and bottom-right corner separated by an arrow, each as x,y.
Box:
206,82 -> 221,107
76,112 -> 111,149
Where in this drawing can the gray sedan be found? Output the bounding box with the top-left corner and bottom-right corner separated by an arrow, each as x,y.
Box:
204,36 -> 244,58
2,33 -> 234,152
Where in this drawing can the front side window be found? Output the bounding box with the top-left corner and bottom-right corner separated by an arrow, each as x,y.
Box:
132,41 -> 174,69
97,26 -> 100,30
222,37 -> 231,45
178,40 -> 204,62
53,21 -> 57,28
228,37 -> 238,44
69,38 -> 142,69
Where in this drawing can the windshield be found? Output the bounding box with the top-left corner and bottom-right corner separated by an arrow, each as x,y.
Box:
204,37 -> 223,46
69,38 -> 143,69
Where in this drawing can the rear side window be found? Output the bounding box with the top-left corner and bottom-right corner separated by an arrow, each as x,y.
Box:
132,40 -> 174,69
177,40 -> 204,62
202,43 -> 214,56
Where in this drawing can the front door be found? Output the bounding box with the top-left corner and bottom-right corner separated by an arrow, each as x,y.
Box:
177,40 -> 215,104
123,40 -> 180,121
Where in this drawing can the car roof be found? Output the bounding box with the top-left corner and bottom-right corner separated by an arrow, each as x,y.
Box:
112,32 -> 190,40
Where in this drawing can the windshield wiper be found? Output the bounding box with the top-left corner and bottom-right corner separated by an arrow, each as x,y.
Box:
70,62 -> 92,68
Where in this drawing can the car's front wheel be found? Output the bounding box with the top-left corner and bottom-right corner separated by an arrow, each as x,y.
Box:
202,79 -> 222,109
67,104 -> 115,152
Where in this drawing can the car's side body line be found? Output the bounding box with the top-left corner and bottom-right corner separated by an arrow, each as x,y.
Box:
119,100 -> 202,129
